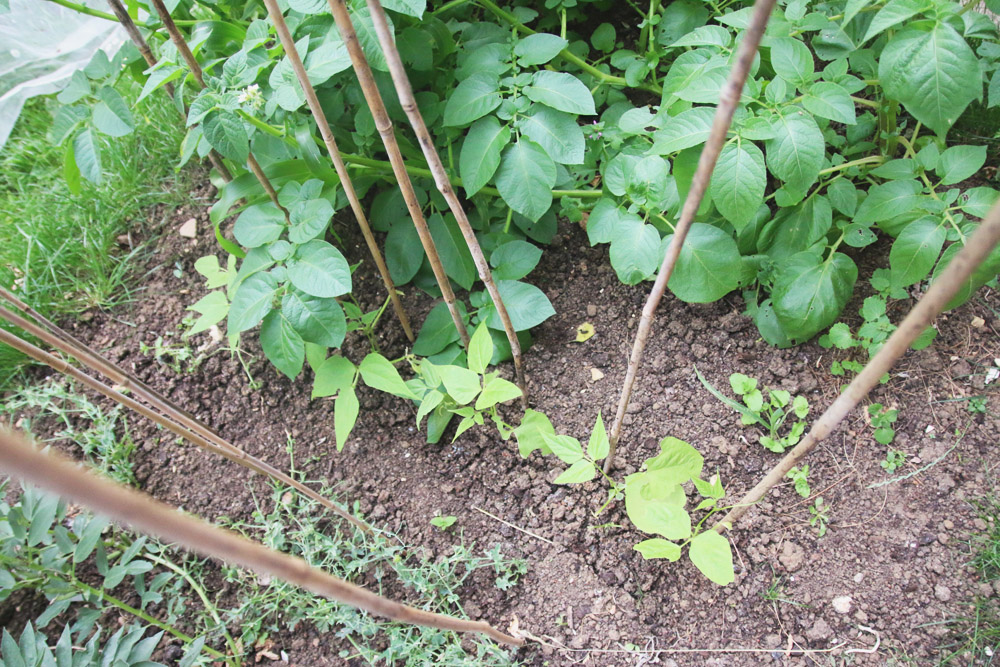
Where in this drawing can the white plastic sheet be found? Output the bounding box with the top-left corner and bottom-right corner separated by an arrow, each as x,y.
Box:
0,0 -> 125,149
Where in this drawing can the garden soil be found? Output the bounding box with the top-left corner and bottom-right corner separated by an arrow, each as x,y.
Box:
8,181 -> 1000,665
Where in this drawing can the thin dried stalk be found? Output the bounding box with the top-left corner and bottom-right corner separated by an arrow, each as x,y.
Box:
366,0 -> 526,403
0,287 -> 210,433
0,324 -> 372,535
106,0 -> 232,181
261,0 -> 414,342
148,0 -> 284,208
325,0 -> 470,348
604,0 -> 777,473
715,199 -> 1000,531
0,427 -> 524,646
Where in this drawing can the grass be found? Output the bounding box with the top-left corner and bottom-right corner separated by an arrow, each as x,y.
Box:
0,77 -> 190,390
933,490 -> 1000,664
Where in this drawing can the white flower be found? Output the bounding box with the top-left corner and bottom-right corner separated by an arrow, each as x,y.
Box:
237,84 -> 263,110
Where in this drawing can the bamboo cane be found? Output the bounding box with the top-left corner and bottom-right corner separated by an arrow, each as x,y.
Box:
0,325 -> 373,535
147,0 -> 283,211
324,0 -> 470,348
365,0 -> 527,403
0,427 -> 523,646
105,0 -> 233,182
603,0 -> 778,473
715,199 -> 1000,532
0,286 -> 210,433
260,0 -> 414,342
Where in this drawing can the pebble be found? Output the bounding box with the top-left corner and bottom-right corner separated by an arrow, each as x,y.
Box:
854,572 -> 864,584
832,596 -> 852,614
943,520 -> 954,530
586,304 -> 597,316
590,368 -> 605,382
935,584 -> 952,602
178,217 -> 197,238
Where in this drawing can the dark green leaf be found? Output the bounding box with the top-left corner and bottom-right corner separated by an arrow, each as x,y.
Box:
443,72 -> 502,127
234,203 -> 284,248
260,311 -> 304,379
484,280 -> 555,331
889,216 -> 945,286
772,251 -> 858,341
203,112 -> 249,164
523,71 -> 596,115
665,223 -> 742,302
286,240 -> 351,298
282,289 -> 346,348
520,106 -> 584,165
490,240 -> 543,280
766,109 -> 824,192
459,116 -> 510,196
496,139 -> 556,221
710,140 -> 766,228
228,272 -> 277,335
514,33 -> 568,66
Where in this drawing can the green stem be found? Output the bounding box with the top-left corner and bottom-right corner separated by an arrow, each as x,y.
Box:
475,0 -> 662,94
850,95 -> 880,109
145,553 -> 240,663
430,0 -> 473,14
45,0 -> 117,21
817,155 -> 884,176
46,0 -> 196,24
896,133 -> 966,242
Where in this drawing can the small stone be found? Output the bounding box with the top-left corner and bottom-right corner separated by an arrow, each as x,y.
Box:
855,610 -> 869,623
178,217 -> 197,238
586,304 -> 598,317
972,316 -> 986,328
763,634 -> 782,648
590,368 -> 605,382
805,618 -> 833,642
853,572 -> 864,584
943,520 -> 955,530
976,518 -> 989,530
935,584 -> 952,602
832,595 -> 852,614
937,533 -> 949,545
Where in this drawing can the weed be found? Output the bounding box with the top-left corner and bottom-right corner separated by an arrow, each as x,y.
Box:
968,397 -> 988,414
1,378 -> 137,486
430,515 -> 457,531
882,450 -> 907,474
698,369 -> 809,453
868,403 -> 899,445
809,497 -> 830,537
0,79 -> 187,389
786,465 -> 811,498
217,478 -> 523,666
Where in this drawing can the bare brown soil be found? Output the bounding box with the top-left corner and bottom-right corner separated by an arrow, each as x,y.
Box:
7,181 -> 1000,665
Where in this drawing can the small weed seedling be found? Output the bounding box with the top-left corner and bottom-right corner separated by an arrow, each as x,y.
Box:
882,450 -> 906,473
431,515 -> 457,531
698,369 -> 809,453
515,411 -> 735,585
868,403 -> 899,445
810,497 -> 830,537
967,397 -> 988,414
786,465 -> 811,498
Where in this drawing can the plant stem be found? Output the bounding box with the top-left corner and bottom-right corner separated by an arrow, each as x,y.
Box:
45,0 -> 117,21
715,196 -> 1000,531
366,0 -> 528,404
475,0 -> 663,95
0,428 -> 526,647
144,553 -> 240,660
261,1 -> 415,342
817,155 -> 884,176
604,0 -> 777,474
326,0 -> 470,349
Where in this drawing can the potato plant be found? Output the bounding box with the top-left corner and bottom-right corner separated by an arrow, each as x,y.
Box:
28,0 -> 1000,591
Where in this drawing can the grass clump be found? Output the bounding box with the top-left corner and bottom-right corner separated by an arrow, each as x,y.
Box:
0,77 -> 190,390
